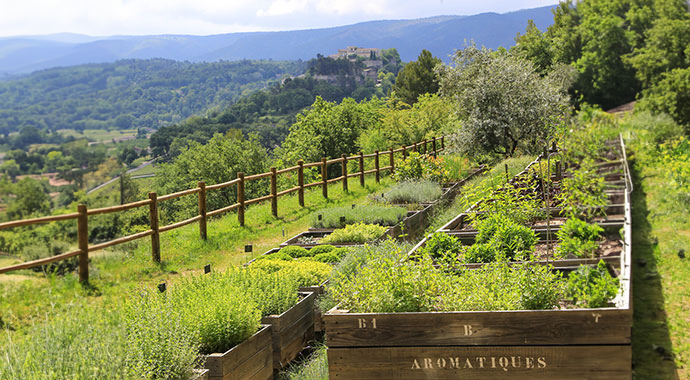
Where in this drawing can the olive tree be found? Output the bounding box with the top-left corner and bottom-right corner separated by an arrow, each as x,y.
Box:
439,45 -> 575,157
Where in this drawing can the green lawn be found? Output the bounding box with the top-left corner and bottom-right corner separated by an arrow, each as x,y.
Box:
0,175 -> 394,333
629,148 -> 689,380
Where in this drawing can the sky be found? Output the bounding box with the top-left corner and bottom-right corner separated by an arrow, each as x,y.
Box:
0,0 -> 559,37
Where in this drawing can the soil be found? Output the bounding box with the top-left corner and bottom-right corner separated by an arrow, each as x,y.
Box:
531,234 -> 623,261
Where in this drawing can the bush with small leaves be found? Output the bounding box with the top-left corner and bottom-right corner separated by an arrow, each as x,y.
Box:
321,223 -> 387,244
565,261 -> 619,308
556,218 -> 603,258
462,242 -> 497,263
249,259 -> 332,287
280,245 -> 311,258
418,232 -> 463,265
475,214 -> 538,261
309,245 -> 335,255
312,205 -> 406,228
313,252 -> 342,263
259,251 -> 293,261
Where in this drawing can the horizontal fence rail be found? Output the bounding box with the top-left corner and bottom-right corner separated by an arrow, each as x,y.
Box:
0,136 -> 447,282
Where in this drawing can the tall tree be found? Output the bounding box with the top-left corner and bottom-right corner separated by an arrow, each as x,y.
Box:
439,45 -> 575,157
393,50 -> 442,105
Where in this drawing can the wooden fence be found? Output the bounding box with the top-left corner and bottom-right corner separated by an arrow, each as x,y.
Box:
0,137 -> 446,282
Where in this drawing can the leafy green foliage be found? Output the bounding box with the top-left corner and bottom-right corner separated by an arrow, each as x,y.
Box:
329,247 -> 563,313
312,251 -> 342,263
247,259 -> 332,288
280,246 -> 311,258
393,50 -> 442,105
311,205 -> 406,228
557,160 -> 607,220
308,245 -> 335,255
566,261 -> 620,308
0,59 -> 305,136
321,223 -> 387,244
474,214 -> 538,261
418,232 -> 463,265
392,152 -> 448,183
557,218 -> 604,258
439,44 -> 574,157
374,179 -> 442,204
275,96 -> 383,165
260,251 -> 293,261
462,243 -> 498,264
20,240 -> 77,275
637,67 -> 690,131
154,133 -> 268,221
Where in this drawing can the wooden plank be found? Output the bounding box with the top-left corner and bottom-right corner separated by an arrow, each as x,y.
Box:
87,199 -> 152,215
262,292 -> 315,333
159,215 -> 202,232
261,292 -> 316,369
207,203 -> 240,218
157,187 -> 200,202
324,308 -> 631,347
245,172 -> 272,181
206,325 -> 272,380
327,345 -> 631,380
88,230 -> 154,252
206,178 -> 240,191
0,249 -> 81,274
0,212 -> 79,230
276,165 -> 299,175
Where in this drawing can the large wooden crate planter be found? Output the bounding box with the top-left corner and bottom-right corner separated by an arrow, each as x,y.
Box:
261,291 -> 316,369
323,184 -> 633,380
205,325 -> 273,380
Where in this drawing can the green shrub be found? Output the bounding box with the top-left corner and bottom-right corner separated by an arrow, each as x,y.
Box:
258,251 -> 293,261
375,180 -> 442,204
309,245 -> 335,255
312,252 -> 341,263
565,261 -> 619,308
280,245 -> 311,258
329,252 -> 562,313
392,152 -> 448,183
321,223 -> 387,244
418,232 -> 463,265
166,273 -> 262,354
470,178 -> 545,225
556,218 -> 604,258
331,247 -> 349,259
312,205 -> 406,228
0,304 -> 157,380
249,259 -> 332,287
221,267 -> 302,316
475,215 -> 538,260
20,240 -> 78,275
557,159 -> 607,220
462,242 -> 497,263
441,154 -> 472,181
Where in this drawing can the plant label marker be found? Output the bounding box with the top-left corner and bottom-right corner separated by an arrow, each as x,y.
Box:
352,204 -> 356,209
157,283 -> 166,293
340,216 -> 346,224
204,264 -> 211,274
318,214 -> 323,221
245,244 -> 253,253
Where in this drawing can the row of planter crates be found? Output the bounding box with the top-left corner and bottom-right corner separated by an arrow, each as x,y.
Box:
322,136 -> 634,379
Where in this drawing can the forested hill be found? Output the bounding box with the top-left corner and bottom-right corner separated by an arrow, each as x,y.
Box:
0,59 -> 306,135
0,6 -> 555,75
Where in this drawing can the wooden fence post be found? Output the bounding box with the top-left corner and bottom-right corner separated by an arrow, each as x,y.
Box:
297,160 -> 305,207
359,152 -> 365,187
120,169 -> 125,205
270,167 -> 278,218
198,181 -> 207,240
237,172 -> 245,226
77,204 -> 89,283
342,154 -> 348,192
441,136 -> 445,150
148,192 -> 160,263
432,137 -> 437,158
374,150 -> 380,183
389,147 -> 395,173
321,158 -> 328,199
413,142 -> 418,153
402,145 -> 407,159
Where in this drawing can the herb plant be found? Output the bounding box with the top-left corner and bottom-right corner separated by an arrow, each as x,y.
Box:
374,180 -> 442,204
312,205 -> 406,228
565,261 -> 619,308
392,152 -> 449,183
320,223 -> 387,244
418,232 -> 463,265
556,218 -> 604,258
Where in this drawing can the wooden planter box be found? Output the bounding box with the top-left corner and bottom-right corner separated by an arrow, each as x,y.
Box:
323,179 -> 633,380
261,292 -> 316,369
205,325 -> 273,380
300,279 -> 330,333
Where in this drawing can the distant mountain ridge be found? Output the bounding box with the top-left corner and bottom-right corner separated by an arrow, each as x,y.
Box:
0,6 -> 555,76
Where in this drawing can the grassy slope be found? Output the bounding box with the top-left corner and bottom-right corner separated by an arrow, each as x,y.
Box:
629,147 -> 689,379
0,176 -> 393,333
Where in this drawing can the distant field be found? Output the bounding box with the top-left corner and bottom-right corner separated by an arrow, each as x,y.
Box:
56,129 -> 138,143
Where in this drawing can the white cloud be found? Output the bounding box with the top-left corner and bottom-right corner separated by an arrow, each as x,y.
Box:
0,0 -> 558,36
